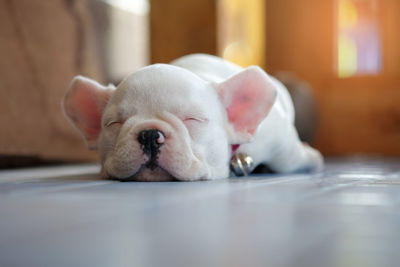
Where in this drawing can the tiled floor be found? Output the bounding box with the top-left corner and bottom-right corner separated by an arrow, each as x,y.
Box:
0,157 -> 399,267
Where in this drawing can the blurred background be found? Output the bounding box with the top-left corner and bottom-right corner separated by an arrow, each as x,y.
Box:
0,0 -> 399,167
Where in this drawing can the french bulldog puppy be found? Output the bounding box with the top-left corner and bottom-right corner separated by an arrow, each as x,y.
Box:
63,54 -> 323,181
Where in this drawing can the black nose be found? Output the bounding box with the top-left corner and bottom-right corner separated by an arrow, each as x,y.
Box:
138,129 -> 165,155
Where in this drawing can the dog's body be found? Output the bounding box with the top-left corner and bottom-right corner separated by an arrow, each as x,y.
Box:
63,54 -> 323,181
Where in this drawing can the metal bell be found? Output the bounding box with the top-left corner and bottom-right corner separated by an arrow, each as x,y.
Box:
230,153 -> 254,176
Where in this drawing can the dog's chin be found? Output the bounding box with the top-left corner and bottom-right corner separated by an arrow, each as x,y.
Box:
113,166 -> 176,182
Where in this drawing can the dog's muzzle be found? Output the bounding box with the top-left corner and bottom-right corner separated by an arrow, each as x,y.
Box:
138,129 -> 165,169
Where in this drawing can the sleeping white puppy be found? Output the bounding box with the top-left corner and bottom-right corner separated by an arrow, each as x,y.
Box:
63,54 -> 323,181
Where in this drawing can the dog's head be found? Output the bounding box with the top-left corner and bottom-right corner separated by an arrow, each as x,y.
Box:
63,64 -> 276,181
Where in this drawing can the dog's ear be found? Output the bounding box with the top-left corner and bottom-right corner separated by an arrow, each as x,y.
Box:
216,66 -> 277,144
62,76 -> 115,149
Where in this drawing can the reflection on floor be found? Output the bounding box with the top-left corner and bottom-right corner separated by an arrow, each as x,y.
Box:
0,157 -> 399,267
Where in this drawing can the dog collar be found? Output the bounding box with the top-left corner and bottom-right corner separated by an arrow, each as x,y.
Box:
231,144 -> 240,155
230,145 -> 255,176
230,152 -> 254,177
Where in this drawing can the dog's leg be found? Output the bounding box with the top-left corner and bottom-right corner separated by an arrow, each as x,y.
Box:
265,124 -> 324,173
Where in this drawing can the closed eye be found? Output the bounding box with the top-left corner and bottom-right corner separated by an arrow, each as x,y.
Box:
104,121 -> 122,128
183,117 -> 208,123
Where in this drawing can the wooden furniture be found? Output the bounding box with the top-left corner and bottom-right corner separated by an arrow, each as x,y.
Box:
151,0 -> 400,156
265,0 -> 400,156
1,0 -> 398,166
150,0 -> 217,63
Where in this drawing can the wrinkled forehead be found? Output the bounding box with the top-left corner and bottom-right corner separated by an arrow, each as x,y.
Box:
108,64 -> 219,115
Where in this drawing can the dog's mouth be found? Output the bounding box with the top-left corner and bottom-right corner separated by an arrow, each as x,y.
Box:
109,164 -> 176,182
143,155 -> 159,171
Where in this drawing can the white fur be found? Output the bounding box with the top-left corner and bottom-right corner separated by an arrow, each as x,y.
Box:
98,64 -> 230,181
172,54 -> 323,174
63,54 -> 323,181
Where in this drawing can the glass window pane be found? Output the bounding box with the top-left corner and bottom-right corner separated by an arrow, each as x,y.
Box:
336,0 -> 382,78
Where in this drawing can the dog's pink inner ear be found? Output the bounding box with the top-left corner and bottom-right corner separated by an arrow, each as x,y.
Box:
217,66 -> 277,143
63,76 -> 114,149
